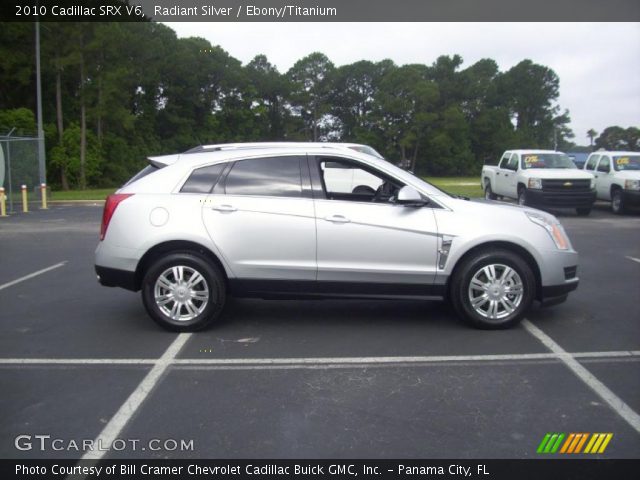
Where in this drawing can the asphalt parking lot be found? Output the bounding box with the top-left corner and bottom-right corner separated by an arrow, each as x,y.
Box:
0,202 -> 639,460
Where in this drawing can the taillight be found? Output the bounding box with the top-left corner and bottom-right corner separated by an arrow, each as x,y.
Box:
100,194 -> 133,241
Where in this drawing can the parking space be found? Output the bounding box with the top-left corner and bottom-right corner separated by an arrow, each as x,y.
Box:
0,204 -> 638,459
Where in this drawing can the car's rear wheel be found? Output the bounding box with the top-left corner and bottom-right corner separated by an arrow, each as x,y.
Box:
450,249 -> 535,329
484,182 -> 497,200
142,252 -> 226,331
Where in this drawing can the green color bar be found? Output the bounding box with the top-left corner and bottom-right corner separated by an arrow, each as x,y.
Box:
537,433 -> 552,453
550,433 -> 565,453
544,434 -> 559,453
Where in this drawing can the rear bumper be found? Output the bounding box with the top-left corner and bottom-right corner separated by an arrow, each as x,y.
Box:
95,265 -> 138,291
526,189 -> 596,208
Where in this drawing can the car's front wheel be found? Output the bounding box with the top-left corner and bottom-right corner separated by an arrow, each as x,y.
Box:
611,188 -> 625,215
517,187 -> 528,206
450,249 -> 535,329
141,252 -> 226,331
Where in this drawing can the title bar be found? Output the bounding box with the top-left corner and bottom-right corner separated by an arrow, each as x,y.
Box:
1,0 -> 639,22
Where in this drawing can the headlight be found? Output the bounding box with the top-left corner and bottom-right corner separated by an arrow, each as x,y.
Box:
525,212 -> 570,250
624,179 -> 640,191
590,178 -> 596,189
528,178 -> 542,189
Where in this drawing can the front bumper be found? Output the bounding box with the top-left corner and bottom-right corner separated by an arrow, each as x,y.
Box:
539,279 -> 579,306
526,188 -> 596,209
622,189 -> 640,207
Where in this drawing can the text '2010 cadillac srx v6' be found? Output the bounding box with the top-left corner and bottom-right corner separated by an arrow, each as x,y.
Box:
95,143 -> 579,331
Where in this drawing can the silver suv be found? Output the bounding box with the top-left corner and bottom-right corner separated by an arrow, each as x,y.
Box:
95,143 -> 580,331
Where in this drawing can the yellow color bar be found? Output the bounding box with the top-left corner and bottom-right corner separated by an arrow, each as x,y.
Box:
590,434 -> 606,453
598,434 -> 613,453
584,434 -> 599,453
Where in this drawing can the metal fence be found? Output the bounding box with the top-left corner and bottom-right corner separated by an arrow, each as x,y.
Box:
0,135 -> 40,212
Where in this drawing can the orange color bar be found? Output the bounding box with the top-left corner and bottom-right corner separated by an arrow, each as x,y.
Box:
560,433 -> 575,454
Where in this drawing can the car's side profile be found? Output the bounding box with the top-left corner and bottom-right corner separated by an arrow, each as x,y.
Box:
583,150 -> 640,214
95,143 -> 580,331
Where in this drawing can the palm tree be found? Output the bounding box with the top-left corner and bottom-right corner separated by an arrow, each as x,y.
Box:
587,129 -> 597,150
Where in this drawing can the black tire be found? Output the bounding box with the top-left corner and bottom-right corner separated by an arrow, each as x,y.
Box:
611,188 -> 625,215
484,182 -> 497,200
517,187 -> 528,206
576,207 -> 591,216
141,252 -> 226,332
450,249 -> 536,329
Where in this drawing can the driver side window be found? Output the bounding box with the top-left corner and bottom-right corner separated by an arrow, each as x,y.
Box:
318,158 -> 402,203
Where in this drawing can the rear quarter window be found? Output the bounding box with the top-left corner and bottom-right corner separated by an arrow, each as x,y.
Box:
181,163 -> 226,194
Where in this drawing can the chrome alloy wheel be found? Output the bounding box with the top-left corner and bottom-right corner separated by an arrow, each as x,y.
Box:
154,266 -> 209,322
468,264 -> 524,321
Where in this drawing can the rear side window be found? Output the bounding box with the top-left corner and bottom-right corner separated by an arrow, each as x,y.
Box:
585,155 -> 600,170
224,156 -> 302,197
181,163 -> 226,193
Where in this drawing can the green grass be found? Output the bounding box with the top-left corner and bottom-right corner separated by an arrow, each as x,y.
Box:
50,188 -> 115,201
424,177 -> 483,198
44,177 -> 484,201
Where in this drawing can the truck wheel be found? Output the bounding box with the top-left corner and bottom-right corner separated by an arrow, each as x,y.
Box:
484,182 -> 497,200
450,249 -> 535,329
141,252 -> 226,332
611,188 -> 625,215
576,207 -> 591,216
517,187 -> 528,206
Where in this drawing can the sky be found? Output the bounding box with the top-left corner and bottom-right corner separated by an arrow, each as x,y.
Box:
164,22 -> 640,146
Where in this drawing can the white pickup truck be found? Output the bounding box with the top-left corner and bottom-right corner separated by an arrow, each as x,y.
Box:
482,150 -> 596,215
583,150 -> 640,214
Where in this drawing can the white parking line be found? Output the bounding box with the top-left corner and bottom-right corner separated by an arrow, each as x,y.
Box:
80,333 -> 192,461
1,350 -> 639,366
0,261 -> 67,291
523,320 -> 640,434
625,256 -> 640,264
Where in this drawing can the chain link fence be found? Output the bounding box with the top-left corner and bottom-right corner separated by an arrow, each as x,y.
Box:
0,135 -> 40,212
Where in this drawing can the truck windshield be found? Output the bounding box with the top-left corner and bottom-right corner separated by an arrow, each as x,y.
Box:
521,153 -> 576,170
613,155 -> 640,171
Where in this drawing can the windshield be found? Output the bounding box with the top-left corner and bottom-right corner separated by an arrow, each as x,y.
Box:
521,153 -> 576,170
613,155 -> 640,171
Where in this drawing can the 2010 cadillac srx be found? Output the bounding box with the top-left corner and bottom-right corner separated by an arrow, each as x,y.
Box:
95,143 -> 579,331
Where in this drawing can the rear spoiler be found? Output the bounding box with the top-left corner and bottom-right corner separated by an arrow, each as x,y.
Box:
147,154 -> 182,168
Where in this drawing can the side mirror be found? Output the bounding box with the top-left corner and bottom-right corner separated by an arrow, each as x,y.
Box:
397,186 -> 427,207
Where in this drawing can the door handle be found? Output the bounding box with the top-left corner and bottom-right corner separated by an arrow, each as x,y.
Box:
496,172 -> 500,176
324,215 -> 350,224
504,174 -> 509,177
212,204 -> 237,213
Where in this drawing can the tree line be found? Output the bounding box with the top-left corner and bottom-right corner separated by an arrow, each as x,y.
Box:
0,21 -> 625,190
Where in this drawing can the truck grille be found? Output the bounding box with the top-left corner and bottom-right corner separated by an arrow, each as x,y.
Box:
542,179 -> 591,192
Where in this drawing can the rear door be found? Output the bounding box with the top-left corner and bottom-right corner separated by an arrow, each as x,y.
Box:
201,155 -> 316,280
493,152 -> 512,196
